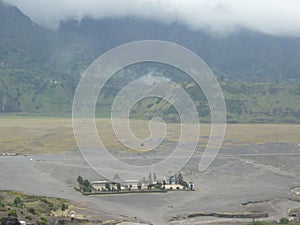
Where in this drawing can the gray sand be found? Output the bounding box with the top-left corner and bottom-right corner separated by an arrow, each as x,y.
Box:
0,142 -> 300,224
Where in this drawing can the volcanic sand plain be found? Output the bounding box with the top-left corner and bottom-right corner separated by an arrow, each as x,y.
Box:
0,116 -> 300,224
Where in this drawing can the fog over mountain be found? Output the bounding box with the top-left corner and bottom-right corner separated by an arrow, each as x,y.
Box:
0,0 -> 300,122
3,0 -> 300,36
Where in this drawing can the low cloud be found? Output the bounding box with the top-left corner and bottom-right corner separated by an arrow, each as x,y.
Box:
4,0 -> 300,36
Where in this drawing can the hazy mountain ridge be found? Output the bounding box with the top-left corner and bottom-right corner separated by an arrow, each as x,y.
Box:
59,17 -> 300,81
0,1 -> 79,112
0,2 -> 300,123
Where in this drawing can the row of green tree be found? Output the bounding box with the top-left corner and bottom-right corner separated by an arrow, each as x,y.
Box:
76,176 -> 92,193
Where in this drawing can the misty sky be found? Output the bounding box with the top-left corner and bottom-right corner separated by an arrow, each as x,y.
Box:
4,0 -> 300,36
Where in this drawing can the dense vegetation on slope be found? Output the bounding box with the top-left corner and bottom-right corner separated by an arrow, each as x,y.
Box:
96,63 -> 300,123
0,2 -> 80,113
0,1 -> 299,123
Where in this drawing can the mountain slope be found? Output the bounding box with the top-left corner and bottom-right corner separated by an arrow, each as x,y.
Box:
59,17 -> 300,81
0,2 -> 299,123
0,1 -> 79,112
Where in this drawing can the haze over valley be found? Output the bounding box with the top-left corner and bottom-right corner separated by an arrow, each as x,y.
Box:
0,1 -> 300,225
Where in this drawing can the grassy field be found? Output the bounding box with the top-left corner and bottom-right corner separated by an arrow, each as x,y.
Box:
0,115 -> 299,154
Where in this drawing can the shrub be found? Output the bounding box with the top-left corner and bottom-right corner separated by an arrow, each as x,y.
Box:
61,203 -> 68,212
58,219 -> 66,225
13,197 -> 24,208
36,220 -> 47,225
40,217 -> 48,222
13,197 -> 21,205
25,215 -> 32,220
8,209 -> 17,217
28,207 -> 36,215
40,198 -> 50,204
279,218 -> 289,224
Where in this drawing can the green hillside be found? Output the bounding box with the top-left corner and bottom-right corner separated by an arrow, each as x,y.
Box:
95,63 -> 300,123
0,1 -> 300,123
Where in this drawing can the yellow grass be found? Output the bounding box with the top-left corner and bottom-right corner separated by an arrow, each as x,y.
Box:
0,115 -> 299,154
